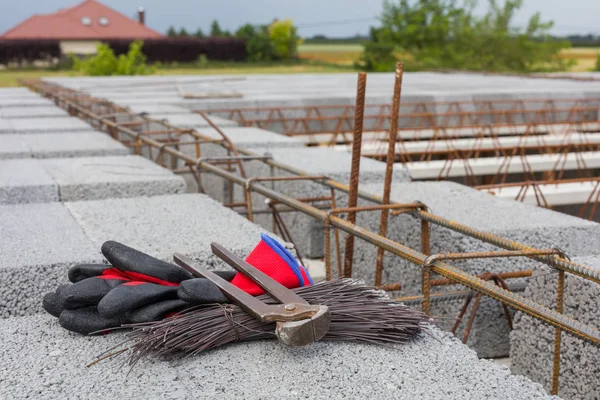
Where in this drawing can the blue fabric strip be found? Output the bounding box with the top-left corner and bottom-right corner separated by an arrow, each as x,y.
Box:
260,233 -> 307,286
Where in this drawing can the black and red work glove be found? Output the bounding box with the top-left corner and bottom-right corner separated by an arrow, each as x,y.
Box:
42,241 -> 234,334
179,233 -> 313,303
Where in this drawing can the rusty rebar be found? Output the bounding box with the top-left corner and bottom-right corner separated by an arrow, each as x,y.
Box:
375,62 -> 404,287
430,270 -> 532,286
552,269 -> 565,396
342,72 -> 367,278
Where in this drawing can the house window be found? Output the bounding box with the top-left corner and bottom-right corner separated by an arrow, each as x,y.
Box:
81,16 -> 92,26
99,17 -> 109,26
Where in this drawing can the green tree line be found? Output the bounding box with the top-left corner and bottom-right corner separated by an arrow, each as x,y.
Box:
359,0 -> 574,73
166,19 -> 301,62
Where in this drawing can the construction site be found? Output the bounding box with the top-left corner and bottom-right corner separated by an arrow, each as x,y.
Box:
1,68 -> 600,399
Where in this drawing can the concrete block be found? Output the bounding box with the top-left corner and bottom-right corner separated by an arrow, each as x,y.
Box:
22,132 -> 129,159
510,255 -> 600,399
0,202 -> 100,317
40,155 -> 186,202
0,135 -> 30,159
65,193 -> 268,264
127,103 -> 191,115
0,118 -> 13,133
0,316 -> 555,399
198,126 -> 305,150
148,112 -> 237,128
199,146 -> 410,259
0,159 -> 58,204
355,181 -> 600,358
0,106 -> 68,119
0,97 -> 55,108
7,117 -> 94,133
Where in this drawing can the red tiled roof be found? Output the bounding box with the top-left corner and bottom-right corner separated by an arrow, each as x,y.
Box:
0,0 -> 163,40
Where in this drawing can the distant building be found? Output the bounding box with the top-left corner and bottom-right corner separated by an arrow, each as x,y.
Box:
0,0 -> 163,55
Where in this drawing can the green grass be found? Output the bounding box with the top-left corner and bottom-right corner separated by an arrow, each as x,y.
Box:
0,61 -> 356,87
298,43 -> 363,53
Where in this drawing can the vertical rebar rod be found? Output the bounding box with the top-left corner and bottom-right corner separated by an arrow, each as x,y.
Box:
421,216 -> 432,315
342,72 -> 367,277
374,62 -> 404,286
330,188 -> 343,277
551,269 -> 565,396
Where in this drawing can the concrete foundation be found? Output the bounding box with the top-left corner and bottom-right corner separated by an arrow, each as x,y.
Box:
510,255 -> 600,399
355,181 -> 600,358
0,315 -> 555,399
0,133 -> 129,159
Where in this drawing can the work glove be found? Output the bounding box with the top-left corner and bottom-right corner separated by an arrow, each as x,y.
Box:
179,233 -> 313,303
42,241 -> 234,334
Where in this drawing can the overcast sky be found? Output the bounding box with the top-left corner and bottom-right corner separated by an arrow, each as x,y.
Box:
1,0 -> 598,37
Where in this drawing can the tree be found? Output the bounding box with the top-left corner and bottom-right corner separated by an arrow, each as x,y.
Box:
210,20 -> 224,37
268,19 -> 301,60
178,28 -> 189,37
359,0 -> 572,72
236,24 -> 276,62
194,28 -> 205,38
166,26 -> 177,37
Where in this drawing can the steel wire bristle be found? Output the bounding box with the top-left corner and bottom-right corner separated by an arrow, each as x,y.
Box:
97,279 -> 429,368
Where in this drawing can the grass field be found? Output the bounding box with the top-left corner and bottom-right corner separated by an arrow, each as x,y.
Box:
298,43 -> 600,72
298,43 -> 363,65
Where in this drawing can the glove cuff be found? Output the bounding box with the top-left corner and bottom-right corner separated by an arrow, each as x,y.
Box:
231,234 -> 312,295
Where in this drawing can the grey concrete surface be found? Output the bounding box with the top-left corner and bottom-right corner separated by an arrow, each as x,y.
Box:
0,117 -> 94,134
148,112 -> 237,128
0,106 -> 68,119
0,159 -> 58,204
0,315 -> 556,400
0,97 -> 55,108
44,73 -> 600,114
0,135 -> 30,159
40,155 -> 186,202
510,255 -> 600,400
0,156 -> 185,204
65,193 -> 268,265
0,202 -> 100,317
197,126 -> 306,149
356,181 -> 600,358
0,133 -> 129,159
22,132 -> 129,159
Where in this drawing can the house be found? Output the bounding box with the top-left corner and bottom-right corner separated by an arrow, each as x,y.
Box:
0,0 -> 163,55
